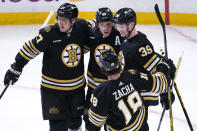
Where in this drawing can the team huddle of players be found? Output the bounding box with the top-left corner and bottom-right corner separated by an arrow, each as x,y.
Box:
3,3 -> 176,131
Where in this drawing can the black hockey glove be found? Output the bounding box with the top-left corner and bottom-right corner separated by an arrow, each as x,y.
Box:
160,91 -> 175,110
4,63 -> 23,86
156,59 -> 176,78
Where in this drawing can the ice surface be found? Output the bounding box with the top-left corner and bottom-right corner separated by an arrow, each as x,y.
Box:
0,25 -> 197,131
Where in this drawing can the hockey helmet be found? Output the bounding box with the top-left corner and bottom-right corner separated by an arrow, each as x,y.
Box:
96,7 -> 113,22
99,50 -> 121,75
57,3 -> 78,19
113,8 -> 136,25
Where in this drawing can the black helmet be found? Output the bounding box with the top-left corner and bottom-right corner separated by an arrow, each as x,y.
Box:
99,50 -> 121,75
57,3 -> 78,18
96,7 -> 113,22
113,8 -> 136,24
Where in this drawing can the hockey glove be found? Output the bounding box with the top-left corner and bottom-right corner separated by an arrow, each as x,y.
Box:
4,63 -> 23,85
156,59 -> 176,78
160,91 -> 175,110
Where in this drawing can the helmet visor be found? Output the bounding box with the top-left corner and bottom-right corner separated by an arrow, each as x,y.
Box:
113,23 -> 127,31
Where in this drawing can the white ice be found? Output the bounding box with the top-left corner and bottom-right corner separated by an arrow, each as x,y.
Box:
0,25 -> 197,131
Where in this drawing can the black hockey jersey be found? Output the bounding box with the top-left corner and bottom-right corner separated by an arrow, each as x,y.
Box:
86,27 -> 122,89
119,31 -> 163,104
14,19 -> 90,92
85,69 -> 170,131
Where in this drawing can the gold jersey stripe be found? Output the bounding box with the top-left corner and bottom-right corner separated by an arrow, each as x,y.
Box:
23,43 -> 37,57
107,125 -> 118,131
41,80 -> 85,91
150,75 -> 156,92
144,54 -> 157,69
83,45 -> 90,50
150,59 -> 162,73
88,82 -> 96,89
89,113 -> 106,126
158,75 -> 164,93
29,40 -> 41,54
94,77 -> 107,82
87,71 -> 107,82
131,106 -> 146,131
157,72 -> 168,92
19,50 -> 31,61
42,74 -> 84,83
89,109 -> 107,119
123,106 -> 144,130
87,71 -> 93,77
143,96 -> 159,101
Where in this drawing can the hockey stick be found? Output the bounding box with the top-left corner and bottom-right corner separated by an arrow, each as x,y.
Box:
157,54 -> 182,131
174,83 -> 194,131
154,4 -> 174,131
172,55 -> 194,131
154,4 -> 168,58
155,4 -> 194,131
0,83 -> 10,100
157,47 -> 166,131
157,107 -> 165,131
41,9 -> 54,28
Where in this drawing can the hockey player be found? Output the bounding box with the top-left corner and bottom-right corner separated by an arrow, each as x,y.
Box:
113,7 -> 176,130
84,50 -> 175,131
3,3 -> 91,131
85,7 -> 122,109
113,7 -> 163,85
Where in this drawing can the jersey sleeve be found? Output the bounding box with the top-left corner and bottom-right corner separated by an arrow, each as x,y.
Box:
128,69 -> 170,94
14,26 -> 51,68
85,83 -> 112,130
87,19 -> 96,28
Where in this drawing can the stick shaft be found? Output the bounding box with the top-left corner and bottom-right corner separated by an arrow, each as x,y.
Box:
41,9 -> 54,28
0,84 -> 10,100
157,108 -> 166,131
154,4 -> 168,58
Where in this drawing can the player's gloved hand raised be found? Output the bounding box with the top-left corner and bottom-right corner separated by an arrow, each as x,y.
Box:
160,91 -> 175,110
156,58 -> 176,78
4,63 -> 23,86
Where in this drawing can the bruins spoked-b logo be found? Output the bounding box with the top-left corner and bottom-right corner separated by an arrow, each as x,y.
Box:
62,44 -> 81,67
94,44 -> 115,65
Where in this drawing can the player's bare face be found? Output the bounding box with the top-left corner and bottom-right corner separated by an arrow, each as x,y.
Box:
57,17 -> 72,33
115,24 -> 129,37
98,21 -> 113,38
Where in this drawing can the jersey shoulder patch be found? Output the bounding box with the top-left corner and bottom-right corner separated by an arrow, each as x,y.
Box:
43,25 -> 52,32
39,24 -> 54,34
